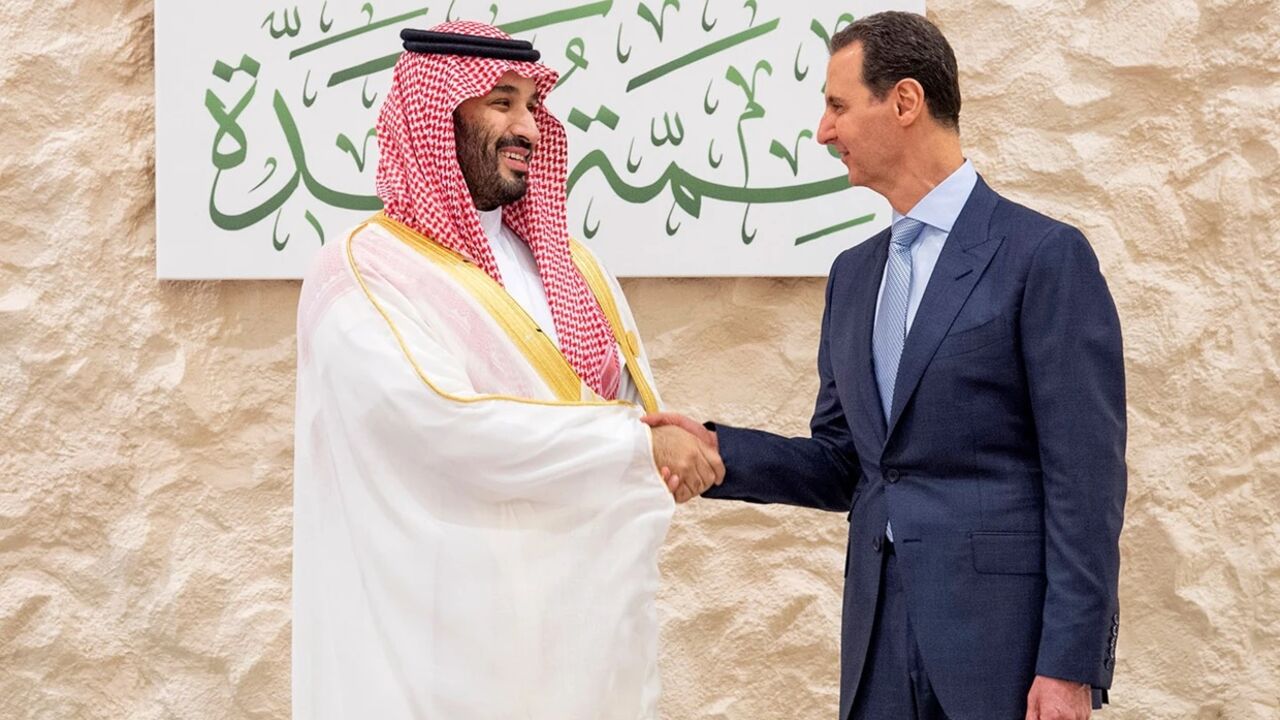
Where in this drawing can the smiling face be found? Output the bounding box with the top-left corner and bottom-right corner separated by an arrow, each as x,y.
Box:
453,71 -> 543,211
815,43 -> 902,192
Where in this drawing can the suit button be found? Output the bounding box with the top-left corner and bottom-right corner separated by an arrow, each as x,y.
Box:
872,537 -> 882,553
886,470 -> 900,483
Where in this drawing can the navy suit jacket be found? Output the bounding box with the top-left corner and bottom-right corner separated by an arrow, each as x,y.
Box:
706,178 -> 1126,720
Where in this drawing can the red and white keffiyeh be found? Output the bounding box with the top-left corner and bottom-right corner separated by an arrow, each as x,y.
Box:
375,20 -> 620,400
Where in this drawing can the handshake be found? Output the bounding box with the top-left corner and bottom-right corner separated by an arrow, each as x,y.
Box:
643,412 -> 723,503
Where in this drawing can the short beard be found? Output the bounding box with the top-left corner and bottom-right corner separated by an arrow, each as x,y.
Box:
453,113 -> 532,211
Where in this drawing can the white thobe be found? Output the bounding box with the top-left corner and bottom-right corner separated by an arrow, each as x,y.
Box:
478,207 -> 635,400
293,216 -> 671,720
479,207 -> 560,346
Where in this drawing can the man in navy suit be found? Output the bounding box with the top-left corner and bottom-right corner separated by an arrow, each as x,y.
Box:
647,11 -> 1126,720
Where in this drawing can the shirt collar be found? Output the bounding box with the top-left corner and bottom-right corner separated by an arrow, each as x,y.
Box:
476,206 -> 504,240
890,159 -> 978,232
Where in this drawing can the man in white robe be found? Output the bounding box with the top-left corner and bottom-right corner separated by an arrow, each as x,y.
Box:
292,21 -> 721,720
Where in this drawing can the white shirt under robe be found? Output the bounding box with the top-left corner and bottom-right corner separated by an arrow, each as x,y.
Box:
478,207 -> 636,401
292,217 -> 672,720
479,207 -> 559,345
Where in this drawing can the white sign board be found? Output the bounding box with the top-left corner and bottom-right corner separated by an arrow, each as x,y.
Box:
156,0 -> 924,279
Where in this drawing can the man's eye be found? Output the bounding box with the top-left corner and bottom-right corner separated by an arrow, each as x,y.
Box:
493,99 -> 511,108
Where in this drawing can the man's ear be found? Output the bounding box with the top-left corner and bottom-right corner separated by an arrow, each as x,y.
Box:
893,79 -> 927,126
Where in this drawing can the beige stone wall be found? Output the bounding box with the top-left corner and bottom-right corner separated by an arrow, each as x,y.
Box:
2,0 -> 1277,717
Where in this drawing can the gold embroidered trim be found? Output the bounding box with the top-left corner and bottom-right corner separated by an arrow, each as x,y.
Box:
369,212 -> 589,403
569,240 -> 661,414
345,216 -> 630,409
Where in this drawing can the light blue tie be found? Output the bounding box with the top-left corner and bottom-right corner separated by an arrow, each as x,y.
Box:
873,217 -> 924,544
873,217 -> 926,421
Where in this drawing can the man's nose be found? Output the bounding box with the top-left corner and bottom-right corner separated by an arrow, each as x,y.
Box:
815,113 -> 836,146
512,107 -> 541,147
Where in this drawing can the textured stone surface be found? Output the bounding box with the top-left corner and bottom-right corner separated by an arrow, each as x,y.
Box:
1,0 -> 1277,718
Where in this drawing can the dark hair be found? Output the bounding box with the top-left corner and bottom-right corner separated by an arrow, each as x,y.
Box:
830,11 -> 961,130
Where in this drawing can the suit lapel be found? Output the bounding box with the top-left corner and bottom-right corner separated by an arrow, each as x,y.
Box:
850,231 -> 890,447
886,179 -> 1003,438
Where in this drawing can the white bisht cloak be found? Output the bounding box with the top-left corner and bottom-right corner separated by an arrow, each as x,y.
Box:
293,214 -> 673,720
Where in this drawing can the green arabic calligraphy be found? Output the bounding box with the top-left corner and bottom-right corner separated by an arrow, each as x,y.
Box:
262,7 -> 302,39
583,197 -> 601,238
770,129 -> 814,176
290,7 -> 428,59
810,13 -> 855,47
556,37 -> 589,88
568,105 -> 621,132
725,61 -> 769,178
567,150 -> 850,208
794,213 -> 875,245
204,2 -> 885,257
498,0 -> 613,34
212,54 -> 260,83
627,18 -> 779,92
327,0 -> 614,87
703,80 -> 719,114
636,0 -> 680,41
250,158 -> 278,193
626,139 -> 643,172
700,0 -> 716,32
615,24 -> 632,63
793,44 -> 809,81
302,70 -> 317,106
650,112 -> 685,147
336,128 -> 378,171
707,139 -> 723,168
207,88 -> 379,233
206,84 -> 256,169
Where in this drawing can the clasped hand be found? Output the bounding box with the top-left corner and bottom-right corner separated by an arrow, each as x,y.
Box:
643,412 -> 721,503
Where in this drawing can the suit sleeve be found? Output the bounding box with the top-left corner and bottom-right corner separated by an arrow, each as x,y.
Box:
703,267 -> 860,512
1021,226 -> 1127,688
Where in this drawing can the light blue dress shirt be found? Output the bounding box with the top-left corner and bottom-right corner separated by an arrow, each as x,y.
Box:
873,160 -> 980,336
875,160 -> 978,543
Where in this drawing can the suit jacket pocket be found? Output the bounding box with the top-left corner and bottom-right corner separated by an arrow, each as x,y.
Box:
846,488 -> 862,521
934,316 -> 1009,358
971,531 -> 1044,575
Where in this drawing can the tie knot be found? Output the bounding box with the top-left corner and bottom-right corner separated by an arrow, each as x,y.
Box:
890,217 -> 925,248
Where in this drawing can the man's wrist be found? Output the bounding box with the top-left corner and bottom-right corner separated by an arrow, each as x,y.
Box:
1036,675 -> 1089,688
701,421 -> 720,451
